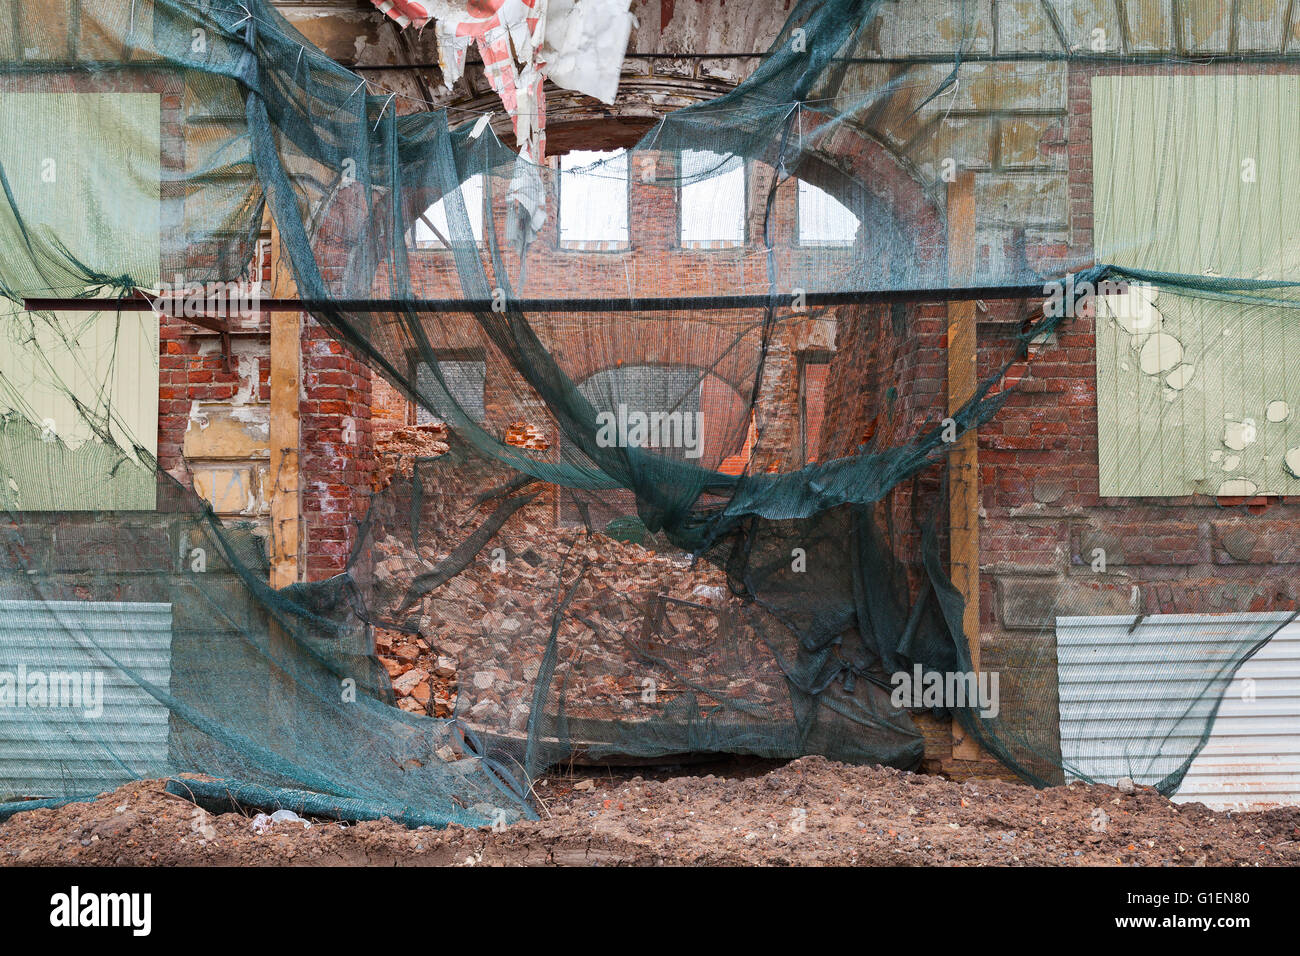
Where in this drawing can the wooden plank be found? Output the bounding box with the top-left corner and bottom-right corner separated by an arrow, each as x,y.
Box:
947,171 -> 981,760
265,223 -> 303,758
267,221 -> 302,588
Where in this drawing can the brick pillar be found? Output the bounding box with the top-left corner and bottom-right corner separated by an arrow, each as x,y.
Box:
300,315 -> 374,581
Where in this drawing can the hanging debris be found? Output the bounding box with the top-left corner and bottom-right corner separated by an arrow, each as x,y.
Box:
370,0 -> 635,165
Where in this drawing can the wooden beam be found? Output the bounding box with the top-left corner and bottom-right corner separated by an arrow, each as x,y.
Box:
267,221 -> 303,588
947,171 -> 981,760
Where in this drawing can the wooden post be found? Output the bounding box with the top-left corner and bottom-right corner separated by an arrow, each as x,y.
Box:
267,219 -> 303,588
947,171 -> 981,760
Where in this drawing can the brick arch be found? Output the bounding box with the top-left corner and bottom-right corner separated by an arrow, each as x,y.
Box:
790,107 -> 946,278
552,317 -> 762,399
571,360 -> 753,467
438,73 -> 945,251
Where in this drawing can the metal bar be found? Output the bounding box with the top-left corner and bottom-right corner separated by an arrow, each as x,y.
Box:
18,52 -> 1300,77
23,283 -> 1052,316
349,51 -> 1300,67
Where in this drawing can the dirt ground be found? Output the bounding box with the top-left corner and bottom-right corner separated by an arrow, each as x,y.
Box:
3,756 -> 1297,866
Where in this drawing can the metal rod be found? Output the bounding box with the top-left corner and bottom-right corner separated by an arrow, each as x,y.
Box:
349,51 -> 1300,67
23,284 -> 1050,317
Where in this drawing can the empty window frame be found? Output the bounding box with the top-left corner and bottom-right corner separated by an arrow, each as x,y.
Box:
797,179 -> 860,247
797,350 -> 831,463
414,350 -> 487,423
559,149 -> 630,250
410,174 -> 485,249
679,150 -> 745,248
563,364 -> 704,465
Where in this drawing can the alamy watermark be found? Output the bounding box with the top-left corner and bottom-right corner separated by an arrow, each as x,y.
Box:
0,665 -> 103,718
890,664 -> 1000,718
595,404 -> 704,459
1042,275 -> 1156,321
50,886 -> 151,936
151,275 -> 261,320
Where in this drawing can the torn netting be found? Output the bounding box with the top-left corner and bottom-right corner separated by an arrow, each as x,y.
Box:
0,0 -> 1296,821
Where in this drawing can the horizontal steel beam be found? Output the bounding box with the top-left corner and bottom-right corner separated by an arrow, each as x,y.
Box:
22,284 -> 1052,317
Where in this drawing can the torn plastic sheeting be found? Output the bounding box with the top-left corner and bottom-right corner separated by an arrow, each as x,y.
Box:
250,809 -> 311,834
506,156 -> 547,249
430,0 -> 635,151
371,1 -> 430,30
393,0 -> 634,248
543,0 -> 635,105
438,0 -> 549,162
432,3 -> 544,96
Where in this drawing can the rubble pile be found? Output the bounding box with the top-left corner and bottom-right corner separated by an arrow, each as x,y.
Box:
372,422 -> 450,492
375,627 -> 459,719
371,520 -> 795,739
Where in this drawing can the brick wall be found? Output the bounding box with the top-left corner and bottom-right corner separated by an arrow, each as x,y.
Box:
7,67 -> 381,583
972,60 -> 1299,626
811,55 -> 1300,779
376,115 -> 945,490
373,376 -> 413,432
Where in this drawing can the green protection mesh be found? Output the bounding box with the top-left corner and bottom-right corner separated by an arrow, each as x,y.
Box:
0,0 -> 1297,825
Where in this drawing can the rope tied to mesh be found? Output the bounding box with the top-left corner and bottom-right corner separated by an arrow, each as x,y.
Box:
372,92 -> 398,132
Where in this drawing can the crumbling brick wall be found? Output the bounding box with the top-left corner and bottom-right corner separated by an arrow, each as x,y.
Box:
972,61 -> 1300,638
156,3 -> 1300,592
814,55 -> 1300,778
377,117 -> 944,504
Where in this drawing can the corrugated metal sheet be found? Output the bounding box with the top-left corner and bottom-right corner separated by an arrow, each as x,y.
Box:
0,600 -> 172,798
1057,612 -> 1300,810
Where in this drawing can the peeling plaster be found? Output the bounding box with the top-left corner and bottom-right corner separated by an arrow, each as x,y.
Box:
1286,448 -> 1300,480
228,404 -> 271,440
1217,478 -> 1257,497
1223,419 -> 1258,452
187,400 -> 209,432
230,342 -> 264,407
1101,285 -> 1161,336
1165,363 -> 1194,390
1138,331 -> 1183,375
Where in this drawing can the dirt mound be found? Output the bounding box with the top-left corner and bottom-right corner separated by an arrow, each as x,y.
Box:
4,757 -> 1297,866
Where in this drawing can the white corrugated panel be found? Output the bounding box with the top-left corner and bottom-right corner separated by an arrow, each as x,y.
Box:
1057,612 -> 1300,810
0,600 -> 172,798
